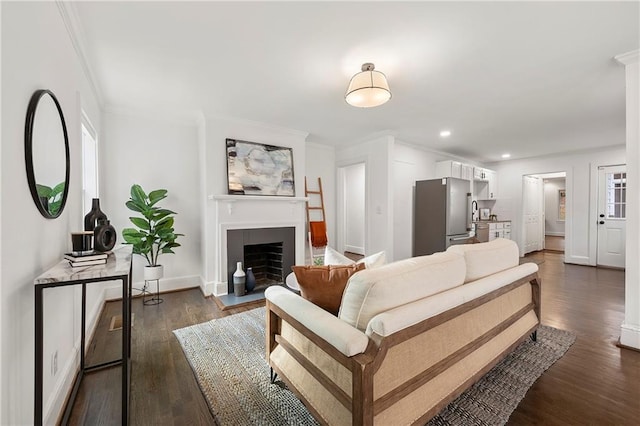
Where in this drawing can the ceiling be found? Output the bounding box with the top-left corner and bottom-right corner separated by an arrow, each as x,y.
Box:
72,1 -> 639,163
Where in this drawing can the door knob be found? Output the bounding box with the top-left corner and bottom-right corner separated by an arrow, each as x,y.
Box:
599,221 -> 605,225
599,214 -> 605,218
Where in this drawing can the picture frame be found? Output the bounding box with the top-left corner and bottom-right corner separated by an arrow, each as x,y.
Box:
226,138 -> 295,196
558,189 -> 566,221
480,208 -> 490,220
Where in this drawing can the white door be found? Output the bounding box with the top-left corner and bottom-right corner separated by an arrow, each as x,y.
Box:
522,175 -> 544,254
339,163 -> 366,255
597,165 -> 626,268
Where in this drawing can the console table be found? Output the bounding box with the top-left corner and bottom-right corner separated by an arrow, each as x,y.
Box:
34,245 -> 133,425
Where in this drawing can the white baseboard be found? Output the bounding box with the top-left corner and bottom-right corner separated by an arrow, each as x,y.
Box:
45,288 -> 106,425
212,281 -> 228,297
345,245 -> 365,255
44,342 -> 80,426
564,255 -> 591,266
104,274 -> 202,300
620,323 -> 640,350
545,232 -> 565,237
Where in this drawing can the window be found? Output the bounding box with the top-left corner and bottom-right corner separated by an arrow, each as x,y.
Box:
605,172 -> 626,219
82,114 -> 99,214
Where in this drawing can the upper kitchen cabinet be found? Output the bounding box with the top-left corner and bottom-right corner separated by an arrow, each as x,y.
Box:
435,160 -> 473,190
474,167 -> 497,200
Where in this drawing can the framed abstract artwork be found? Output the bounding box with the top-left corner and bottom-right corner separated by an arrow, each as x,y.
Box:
226,138 -> 295,196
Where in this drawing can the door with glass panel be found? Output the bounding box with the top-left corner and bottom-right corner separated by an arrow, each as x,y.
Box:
597,165 -> 626,268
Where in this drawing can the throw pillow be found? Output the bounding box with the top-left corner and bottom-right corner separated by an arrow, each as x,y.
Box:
324,245 -> 387,269
292,263 -> 366,315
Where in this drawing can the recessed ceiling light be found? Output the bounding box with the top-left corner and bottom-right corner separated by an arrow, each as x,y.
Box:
440,130 -> 451,137
501,153 -> 511,159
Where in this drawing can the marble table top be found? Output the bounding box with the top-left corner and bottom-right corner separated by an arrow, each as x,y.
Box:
34,245 -> 133,285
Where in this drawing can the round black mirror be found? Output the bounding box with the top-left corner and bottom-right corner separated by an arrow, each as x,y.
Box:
25,89 -> 70,219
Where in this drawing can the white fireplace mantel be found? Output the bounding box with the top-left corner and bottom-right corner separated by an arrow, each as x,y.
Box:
207,194 -> 308,296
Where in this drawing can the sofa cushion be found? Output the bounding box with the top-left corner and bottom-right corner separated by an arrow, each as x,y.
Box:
447,238 -> 519,283
338,251 -> 466,331
292,263 -> 365,315
324,245 -> 387,269
366,262 -> 539,337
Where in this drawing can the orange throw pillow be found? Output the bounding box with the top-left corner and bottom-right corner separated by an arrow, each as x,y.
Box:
292,263 -> 365,315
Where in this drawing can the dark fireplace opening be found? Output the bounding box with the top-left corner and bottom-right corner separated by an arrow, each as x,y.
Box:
227,227 -> 295,295
244,242 -> 284,291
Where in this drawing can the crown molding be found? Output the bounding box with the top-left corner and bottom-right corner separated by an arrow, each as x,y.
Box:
305,141 -> 335,152
104,104 -> 204,126
56,1 -> 104,106
614,49 -> 640,66
205,113 -> 310,139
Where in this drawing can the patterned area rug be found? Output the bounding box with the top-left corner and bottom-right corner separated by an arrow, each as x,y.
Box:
174,308 -> 575,425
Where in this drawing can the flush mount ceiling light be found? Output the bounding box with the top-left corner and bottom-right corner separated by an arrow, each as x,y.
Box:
345,63 -> 391,108
440,130 -> 452,137
501,153 -> 511,159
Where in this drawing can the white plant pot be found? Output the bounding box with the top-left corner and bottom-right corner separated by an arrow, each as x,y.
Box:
144,265 -> 164,281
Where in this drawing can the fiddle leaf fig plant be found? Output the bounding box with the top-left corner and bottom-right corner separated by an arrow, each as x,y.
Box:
122,184 -> 183,266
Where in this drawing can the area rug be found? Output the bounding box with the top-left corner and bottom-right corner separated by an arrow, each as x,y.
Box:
173,308 -> 575,425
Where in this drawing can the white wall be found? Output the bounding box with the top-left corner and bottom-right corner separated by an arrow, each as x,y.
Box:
618,51 -> 639,349
305,142 -> 336,245
544,178 -> 566,236
101,109 -> 202,294
489,146 -> 626,264
1,2 -> 102,424
336,135 -> 394,260
201,115 -> 308,295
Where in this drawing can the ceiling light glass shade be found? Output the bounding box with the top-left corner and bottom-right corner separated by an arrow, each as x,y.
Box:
345,63 -> 391,108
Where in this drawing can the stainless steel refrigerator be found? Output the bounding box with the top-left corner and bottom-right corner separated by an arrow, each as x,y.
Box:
413,177 -> 472,256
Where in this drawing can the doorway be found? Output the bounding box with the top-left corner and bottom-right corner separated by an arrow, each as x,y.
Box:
522,175 -> 544,255
337,162 -> 366,256
522,171 -> 567,256
597,165 -> 626,268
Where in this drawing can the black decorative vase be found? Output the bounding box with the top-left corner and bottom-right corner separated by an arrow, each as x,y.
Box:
84,198 -> 107,231
94,219 -> 117,252
245,267 -> 256,292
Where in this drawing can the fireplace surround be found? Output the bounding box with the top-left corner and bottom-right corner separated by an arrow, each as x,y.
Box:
227,227 -> 295,294
208,195 -> 308,296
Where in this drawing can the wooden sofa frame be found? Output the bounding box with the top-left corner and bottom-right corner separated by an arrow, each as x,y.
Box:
266,272 -> 541,426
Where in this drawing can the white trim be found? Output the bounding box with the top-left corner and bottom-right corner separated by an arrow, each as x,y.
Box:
620,323 -> 640,350
206,113 -> 310,138
614,49 -> 640,66
44,344 -> 79,426
545,232 -> 565,237
55,1 -> 104,105
104,104 -> 203,126
104,275 -> 202,300
565,255 -> 591,266
209,194 -> 309,202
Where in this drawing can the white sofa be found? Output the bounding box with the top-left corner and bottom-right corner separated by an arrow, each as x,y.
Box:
265,238 -> 541,425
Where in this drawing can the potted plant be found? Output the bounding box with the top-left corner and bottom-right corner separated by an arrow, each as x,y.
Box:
122,184 -> 183,280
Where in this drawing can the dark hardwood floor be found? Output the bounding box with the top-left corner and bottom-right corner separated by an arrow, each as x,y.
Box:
68,251 -> 640,425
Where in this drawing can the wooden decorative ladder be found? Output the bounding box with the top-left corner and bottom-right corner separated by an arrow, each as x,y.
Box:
305,177 -> 328,264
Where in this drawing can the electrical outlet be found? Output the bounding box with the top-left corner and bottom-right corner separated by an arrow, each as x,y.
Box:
52,351 -> 58,376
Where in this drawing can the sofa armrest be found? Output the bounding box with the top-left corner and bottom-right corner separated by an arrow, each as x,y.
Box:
265,286 -> 370,357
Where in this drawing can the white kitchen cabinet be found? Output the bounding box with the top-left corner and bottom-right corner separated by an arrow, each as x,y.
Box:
461,164 -> 474,182
436,160 -> 474,193
489,221 -> 511,240
474,167 -> 498,200
435,160 -> 462,178
474,167 -> 487,181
